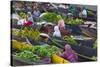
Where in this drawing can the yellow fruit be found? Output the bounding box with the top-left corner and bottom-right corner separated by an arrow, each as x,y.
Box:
12,40 -> 22,50
51,54 -> 70,64
11,40 -> 32,50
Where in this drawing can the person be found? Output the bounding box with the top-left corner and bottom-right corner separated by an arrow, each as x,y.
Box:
12,12 -> 20,21
17,12 -> 33,26
53,25 -> 61,37
81,7 -> 87,18
67,13 -> 73,19
27,12 -> 34,24
32,8 -> 41,22
57,18 -> 71,36
58,19 -> 65,29
60,44 -> 78,62
16,12 -> 26,25
17,18 -> 26,25
68,4 -> 77,17
23,12 -> 33,26
15,2 -> 25,11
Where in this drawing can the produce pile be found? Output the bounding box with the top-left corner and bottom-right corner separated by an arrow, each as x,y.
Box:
12,40 -> 67,64
64,18 -> 84,25
63,36 -> 78,45
40,12 -> 59,23
12,27 -> 41,41
16,51 -> 40,62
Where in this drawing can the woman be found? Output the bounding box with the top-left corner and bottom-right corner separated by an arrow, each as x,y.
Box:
32,7 -> 41,22
23,12 -> 33,26
53,25 -> 61,37
60,44 -> 78,62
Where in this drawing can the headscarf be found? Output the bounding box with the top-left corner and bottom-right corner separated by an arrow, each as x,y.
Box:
61,44 -> 78,62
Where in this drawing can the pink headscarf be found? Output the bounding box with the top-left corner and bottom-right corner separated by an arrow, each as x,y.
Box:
58,19 -> 65,29
60,44 -> 78,62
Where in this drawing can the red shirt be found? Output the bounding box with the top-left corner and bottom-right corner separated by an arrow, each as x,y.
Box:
24,21 -> 33,26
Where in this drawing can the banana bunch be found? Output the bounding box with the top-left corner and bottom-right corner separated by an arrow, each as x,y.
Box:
12,40 -> 32,50
12,27 -> 41,41
30,29 -> 40,41
22,27 -> 40,41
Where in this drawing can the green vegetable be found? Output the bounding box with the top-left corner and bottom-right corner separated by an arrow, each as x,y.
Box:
64,18 -> 84,25
64,36 -> 78,45
15,43 -> 62,58
21,46 -> 34,52
33,45 -> 61,57
16,50 -> 40,62
40,12 -> 62,23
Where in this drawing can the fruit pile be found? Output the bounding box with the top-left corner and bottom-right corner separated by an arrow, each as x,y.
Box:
12,27 -> 41,41
12,40 -> 32,50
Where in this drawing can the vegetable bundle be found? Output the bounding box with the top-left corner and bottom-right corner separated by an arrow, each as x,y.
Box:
40,12 -> 62,23
65,18 -> 84,25
33,45 -> 62,57
63,36 -> 78,45
16,50 -> 40,62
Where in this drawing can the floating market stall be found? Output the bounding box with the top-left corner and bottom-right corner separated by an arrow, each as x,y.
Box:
11,1 -> 97,66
